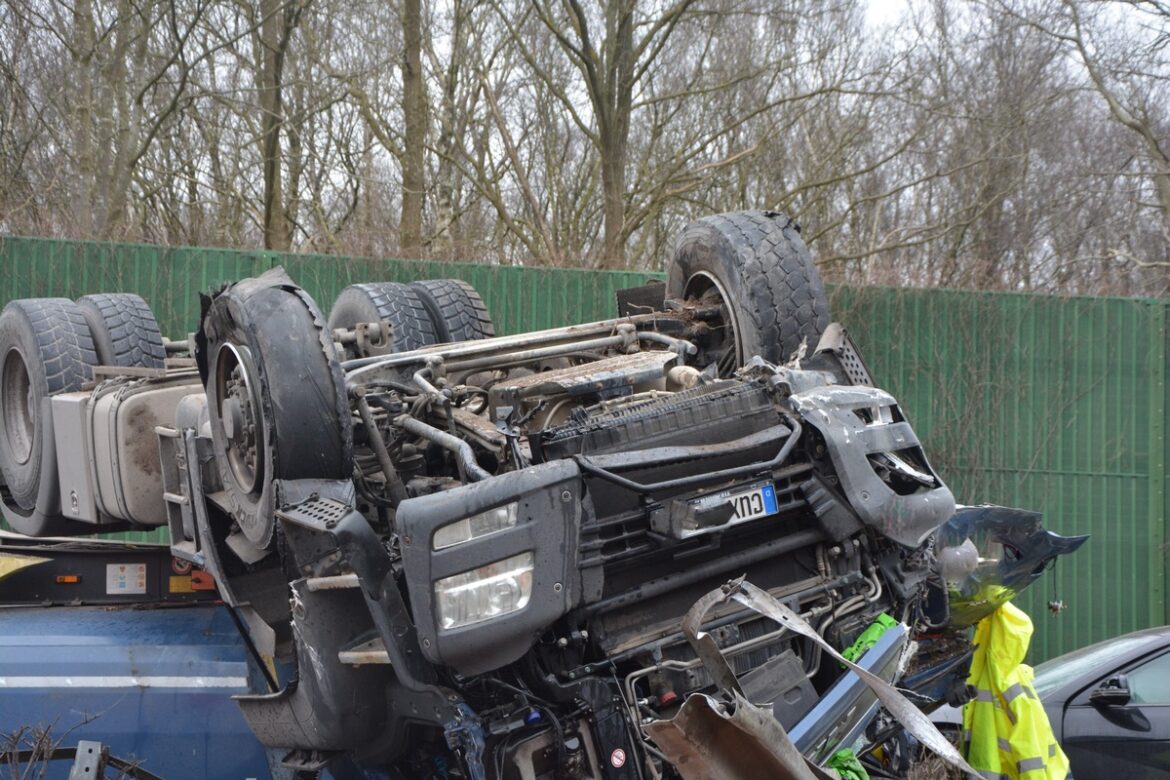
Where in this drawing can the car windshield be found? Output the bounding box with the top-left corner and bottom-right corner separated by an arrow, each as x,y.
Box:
1032,634 -> 1160,699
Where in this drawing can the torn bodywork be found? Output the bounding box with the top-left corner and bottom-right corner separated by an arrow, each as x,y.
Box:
644,579 -> 976,779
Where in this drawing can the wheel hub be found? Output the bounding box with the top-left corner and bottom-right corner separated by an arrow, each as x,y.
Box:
211,342 -> 267,520
683,271 -> 743,373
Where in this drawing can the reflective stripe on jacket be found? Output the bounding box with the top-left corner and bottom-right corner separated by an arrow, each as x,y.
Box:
961,601 -> 1070,779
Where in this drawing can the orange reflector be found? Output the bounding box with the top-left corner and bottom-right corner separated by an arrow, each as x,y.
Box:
191,570 -> 216,591
55,575 -> 80,584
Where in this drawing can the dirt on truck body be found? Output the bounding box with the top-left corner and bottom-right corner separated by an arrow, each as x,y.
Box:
0,211 -> 1085,779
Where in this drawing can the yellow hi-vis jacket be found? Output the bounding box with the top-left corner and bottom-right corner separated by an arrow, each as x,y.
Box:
962,601 -> 1070,779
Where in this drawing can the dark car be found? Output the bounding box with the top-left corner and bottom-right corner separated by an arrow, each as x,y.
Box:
935,626 -> 1170,779
1034,626 -> 1170,779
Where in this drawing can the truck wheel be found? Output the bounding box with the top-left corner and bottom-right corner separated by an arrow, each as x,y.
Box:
328,282 -> 438,354
410,279 -> 495,343
77,293 -> 166,369
200,269 -> 352,550
667,210 -> 830,368
0,299 -> 97,510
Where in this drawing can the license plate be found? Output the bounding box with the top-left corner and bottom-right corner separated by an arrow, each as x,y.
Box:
692,481 -> 779,522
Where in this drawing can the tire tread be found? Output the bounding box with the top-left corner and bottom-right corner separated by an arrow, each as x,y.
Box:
332,282 -> 439,352
77,293 -> 166,368
0,298 -> 96,510
669,210 -> 830,364
15,298 -> 97,392
409,279 -> 495,343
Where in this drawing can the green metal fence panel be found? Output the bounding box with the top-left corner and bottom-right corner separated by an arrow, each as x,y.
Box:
0,236 -> 272,338
0,235 -> 662,337
1,236 -> 1166,662
833,287 -> 1167,661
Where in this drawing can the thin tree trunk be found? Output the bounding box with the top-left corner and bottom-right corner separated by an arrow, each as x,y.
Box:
599,128 -> 628,268
432,0 -> 467,255
598,2 -> 635,268
259,0 -> 291,250
72,0 -> 97,236
400,0 -> 426,256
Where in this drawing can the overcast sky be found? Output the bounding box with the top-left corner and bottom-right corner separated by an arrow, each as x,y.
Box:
866,0 -> 910,27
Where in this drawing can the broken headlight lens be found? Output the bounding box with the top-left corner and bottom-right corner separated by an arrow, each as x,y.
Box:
432,502 -> 519,550
435,552 -> 534,630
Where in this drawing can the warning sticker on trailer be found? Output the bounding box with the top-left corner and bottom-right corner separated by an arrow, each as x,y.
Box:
106,563 -> 147,595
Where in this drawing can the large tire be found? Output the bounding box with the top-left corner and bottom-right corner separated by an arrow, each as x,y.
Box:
77,293 -> 166,369
0,299 -> 97,510
409,279 -> 495,343
328,282 -> 438,354
667,210 -> 830,367
199,269 -> 352,550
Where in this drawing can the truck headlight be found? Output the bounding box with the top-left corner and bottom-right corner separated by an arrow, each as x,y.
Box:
432,502 -> 519,550
435,552 -> 534,629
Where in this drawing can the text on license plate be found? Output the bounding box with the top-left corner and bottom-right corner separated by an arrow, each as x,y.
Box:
729,482 -> 779,520
692,482 -> 779,521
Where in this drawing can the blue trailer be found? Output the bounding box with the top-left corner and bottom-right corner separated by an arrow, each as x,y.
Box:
0,534 -> 278,779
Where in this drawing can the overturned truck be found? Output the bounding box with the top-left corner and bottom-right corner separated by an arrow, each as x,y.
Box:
0,211 -> 1084,778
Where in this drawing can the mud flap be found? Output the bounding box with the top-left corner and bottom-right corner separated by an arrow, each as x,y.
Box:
234,576 -> 393,751
576,678 -> 641,780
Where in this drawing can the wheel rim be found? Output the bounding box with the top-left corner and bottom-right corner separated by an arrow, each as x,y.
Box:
1,347 -> 34,466
683,271 -> 744,370
212,342 -> 265,496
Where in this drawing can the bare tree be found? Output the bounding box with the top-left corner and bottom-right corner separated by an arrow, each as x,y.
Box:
495,0 -> 707,267
0,0 -> 1166,298
1002,0 -> 1170,278
399,0 -> 426,255
256,0 -> 305,250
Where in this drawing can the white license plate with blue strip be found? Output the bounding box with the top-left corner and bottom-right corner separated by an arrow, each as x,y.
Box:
691,481 -> 779,522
